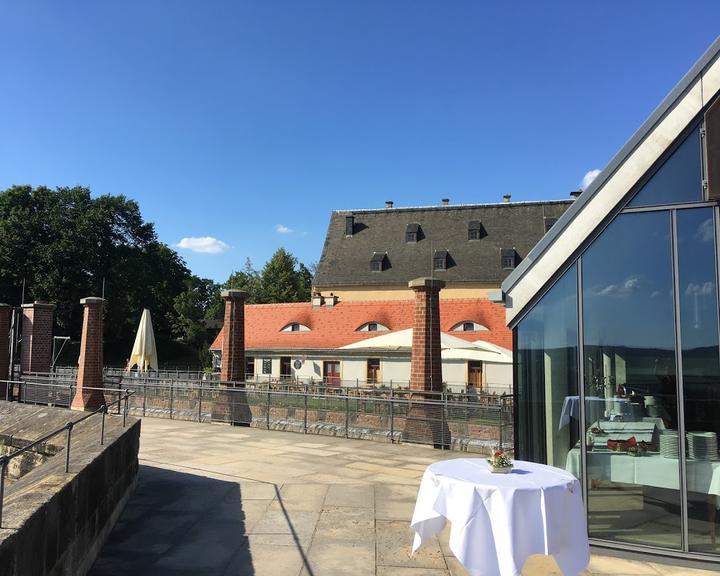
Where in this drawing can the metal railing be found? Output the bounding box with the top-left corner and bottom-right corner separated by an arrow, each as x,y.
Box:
0,383 -> 134,528
5,374 -> 513,453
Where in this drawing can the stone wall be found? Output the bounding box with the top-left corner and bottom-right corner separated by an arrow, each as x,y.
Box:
0,403 -> 140,576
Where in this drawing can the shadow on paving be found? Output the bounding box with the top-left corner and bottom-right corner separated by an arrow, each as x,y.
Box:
90,465 -> 255,576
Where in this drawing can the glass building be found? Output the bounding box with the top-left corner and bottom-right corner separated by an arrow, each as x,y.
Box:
502,39 -> 720,562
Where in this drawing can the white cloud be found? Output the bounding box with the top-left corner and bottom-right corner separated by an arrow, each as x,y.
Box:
697,218 -> 714,243
175,236 -> 229,254
593,275 -> 643,298
275,224 -> 293,234
686,281 -> 714,297
580,169 -> 601,191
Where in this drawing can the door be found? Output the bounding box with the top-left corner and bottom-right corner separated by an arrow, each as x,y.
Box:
323,361 -> 341,386
367,359 -> 381,384
280,356 -> 292,381
468,361 -> 483,392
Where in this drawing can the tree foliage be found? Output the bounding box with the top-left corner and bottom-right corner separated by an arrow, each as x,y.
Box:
0,186 -> 315,368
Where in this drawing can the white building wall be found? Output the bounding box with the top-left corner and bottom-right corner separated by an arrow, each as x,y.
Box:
485,363 -> 512,394
443,360 -> 467,392
380,358 -> 410,387
341,359 -> 367,384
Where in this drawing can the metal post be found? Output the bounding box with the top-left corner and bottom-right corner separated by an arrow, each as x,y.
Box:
170,380 -> 174,420
100,406 -> 106,445
123,390 -> 129,427
143,382 -> 147,417
390,388 -> 394,443
304,383 -> 308,434
198,380 -> 203,423
266,387 -> 271,429
64,422 -> 73,473
0,456 -> 6,528
345,393 -> 349,438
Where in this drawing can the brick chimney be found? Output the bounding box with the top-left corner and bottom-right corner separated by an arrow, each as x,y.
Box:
213,290 -> 251,425
71,297 -> 106,411
21,302 -> 55,374
404,277 -> 451,448
0,304 -> 10,399
220,290 -> 246,383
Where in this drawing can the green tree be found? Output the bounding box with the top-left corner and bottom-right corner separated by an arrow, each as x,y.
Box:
260,248 -> 305,303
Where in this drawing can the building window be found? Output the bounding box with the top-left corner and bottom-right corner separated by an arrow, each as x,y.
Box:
468,220 -> 483,240
280,323 -> 310,332
370,252 -> 386,272
406,223 -> 421,243
450,321 -> 488,332
262,358 -> 272,374
345,215 -> 354,236
543,217 -> 558,233
357,322 -> 389,332
433,249 -> 448,271
501,248 -> 517,270
367,359 -> 380,384
245,357 -> 255,378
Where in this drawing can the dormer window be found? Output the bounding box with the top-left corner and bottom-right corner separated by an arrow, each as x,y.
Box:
357,322 -> 389,332
543,217 -> 558,233
405,223 -> 420,243
501,248 -> 517,270
280,323 -> 310,332
370,252 -> 386,272
433,249 -> 448,271
345,215 -> 355,237
468,220 -> 483,240
450,321 -> 489,332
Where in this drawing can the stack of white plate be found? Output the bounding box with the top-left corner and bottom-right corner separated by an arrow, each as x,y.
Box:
659,430 -> 679,458
687,432 -> 718,461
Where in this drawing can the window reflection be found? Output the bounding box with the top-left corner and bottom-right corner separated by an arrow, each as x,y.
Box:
677,207 -> 720,553
582,211 -> 682,550
516,264 -> 578,470
627,126 -> 702,207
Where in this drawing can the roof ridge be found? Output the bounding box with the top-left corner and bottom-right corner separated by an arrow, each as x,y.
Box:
334,199 -> 573,214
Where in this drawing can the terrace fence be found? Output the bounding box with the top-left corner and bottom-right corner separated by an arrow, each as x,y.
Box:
12,371 -> 514,454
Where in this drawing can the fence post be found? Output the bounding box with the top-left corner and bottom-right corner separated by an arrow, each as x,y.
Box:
266,387 -> 271,429
304,383 -> 308,434
100,405 -> 106,445
123,390 -> 129,427
198,380 -> 203,423
143,382 -> 147,417
170,380 -> 174,420
389,388 -> 394,443
0,456 -> 6,528
64,422 -> 73,473
345,393 -> 349,439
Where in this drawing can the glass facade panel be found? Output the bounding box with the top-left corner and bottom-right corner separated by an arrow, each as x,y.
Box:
677,208 -> 720,552
627,127 -> 703,207
582,212 -> 682,549
516,264 -> 579,471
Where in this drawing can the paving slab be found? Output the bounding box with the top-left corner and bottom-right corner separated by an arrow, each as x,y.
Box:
90,417 -> 720,576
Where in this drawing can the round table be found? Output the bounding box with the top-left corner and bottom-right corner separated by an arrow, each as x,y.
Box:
411,459 -> 589,576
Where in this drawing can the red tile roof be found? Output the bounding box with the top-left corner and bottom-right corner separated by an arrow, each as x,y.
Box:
210,299 -> 511,352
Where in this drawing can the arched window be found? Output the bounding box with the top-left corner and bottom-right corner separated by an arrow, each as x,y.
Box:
449,321 -> 488,332
280,323 -> 311,332
357,322 -> 390,332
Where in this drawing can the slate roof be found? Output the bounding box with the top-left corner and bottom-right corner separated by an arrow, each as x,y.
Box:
209,298 -> 511,351
313,201 -> 573,288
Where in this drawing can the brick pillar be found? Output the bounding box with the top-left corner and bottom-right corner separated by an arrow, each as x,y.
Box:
212,290 -> 250,425
21,302 -> 56,374
0,304 -> 10,400
404,278 -> 451,448
220,289 -> 246,382
71,297 -> 106,411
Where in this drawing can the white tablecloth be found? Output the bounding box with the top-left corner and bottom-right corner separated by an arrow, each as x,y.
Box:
566,448 -> 720,496
411,459 -> 589,576
559,396 -> 632,430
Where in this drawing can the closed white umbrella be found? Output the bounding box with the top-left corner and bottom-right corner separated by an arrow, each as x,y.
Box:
128,309 -> 158,372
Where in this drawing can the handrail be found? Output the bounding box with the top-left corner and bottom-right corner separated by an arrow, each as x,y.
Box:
0,386 -> 135,528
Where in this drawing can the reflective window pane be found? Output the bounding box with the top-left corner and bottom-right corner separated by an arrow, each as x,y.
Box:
627,127 -> 702,207
677,207 -> 720,553
516,264 -> 579,472
582,211 -> 682,550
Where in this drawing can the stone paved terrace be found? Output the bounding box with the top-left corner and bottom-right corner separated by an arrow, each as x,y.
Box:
91,418 -> 718,576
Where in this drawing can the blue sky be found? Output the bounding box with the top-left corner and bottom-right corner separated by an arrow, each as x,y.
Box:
1,2 -> 718,282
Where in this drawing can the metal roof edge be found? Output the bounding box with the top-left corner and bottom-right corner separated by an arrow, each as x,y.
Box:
332,199 -> 573,214
501,36 -> 720,296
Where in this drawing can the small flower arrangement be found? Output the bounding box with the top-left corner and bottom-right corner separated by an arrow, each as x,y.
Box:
487,450 -> 513,473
